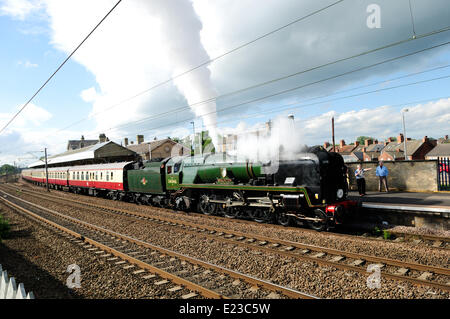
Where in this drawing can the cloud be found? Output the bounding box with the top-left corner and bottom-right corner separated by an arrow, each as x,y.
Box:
302,98 -> 450,144
1,0 -> 449,162
17,60 -> 38,68
0,0 -> 41,20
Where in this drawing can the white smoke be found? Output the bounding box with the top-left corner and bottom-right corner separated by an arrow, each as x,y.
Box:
142,0 -> 219,146
224,115 -> 307,165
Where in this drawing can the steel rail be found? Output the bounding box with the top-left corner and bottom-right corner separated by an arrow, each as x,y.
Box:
6,186 -> 450,292
0,196 -> 223,299
10,184 -> 449,250
0,189 -> 317,299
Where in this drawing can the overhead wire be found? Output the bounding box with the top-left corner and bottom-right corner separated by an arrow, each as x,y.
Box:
5,34 -> 450,155
0,0 -> 123,135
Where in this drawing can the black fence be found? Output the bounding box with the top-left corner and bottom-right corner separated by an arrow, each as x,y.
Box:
438,157 -> 450,191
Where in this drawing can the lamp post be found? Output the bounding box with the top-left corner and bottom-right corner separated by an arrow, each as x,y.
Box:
402,109 -> 409,161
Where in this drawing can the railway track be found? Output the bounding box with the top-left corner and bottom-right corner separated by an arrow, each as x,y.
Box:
0,189 -> 316,299
4,185 -> 450,293
8,183 -> 450,251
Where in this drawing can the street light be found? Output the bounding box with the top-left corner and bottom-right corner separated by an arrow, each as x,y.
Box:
402,109 -> 409,161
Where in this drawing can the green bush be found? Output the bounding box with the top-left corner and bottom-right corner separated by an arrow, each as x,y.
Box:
0,214 -> 10,241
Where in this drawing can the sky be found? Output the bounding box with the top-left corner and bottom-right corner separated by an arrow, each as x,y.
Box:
0,0 -> 449,167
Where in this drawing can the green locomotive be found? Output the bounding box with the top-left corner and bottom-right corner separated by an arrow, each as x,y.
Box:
126,147 -> 356,231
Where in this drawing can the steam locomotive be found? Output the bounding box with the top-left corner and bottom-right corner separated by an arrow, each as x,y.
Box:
22,147 -> 356,231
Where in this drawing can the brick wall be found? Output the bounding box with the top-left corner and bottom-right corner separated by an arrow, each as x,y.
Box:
346,160 -> 438,192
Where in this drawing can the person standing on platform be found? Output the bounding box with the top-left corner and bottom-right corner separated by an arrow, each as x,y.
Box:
376,161 -> 389,192
355,164 -> 372,196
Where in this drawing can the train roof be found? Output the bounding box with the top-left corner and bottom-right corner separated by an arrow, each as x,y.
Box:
68,162 -> 134,171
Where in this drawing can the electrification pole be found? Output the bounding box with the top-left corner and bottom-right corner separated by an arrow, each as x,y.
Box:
44,148 -> 49,192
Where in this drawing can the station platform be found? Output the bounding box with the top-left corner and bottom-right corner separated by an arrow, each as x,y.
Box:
347,191 -> 450,231
348,191 -> 450,216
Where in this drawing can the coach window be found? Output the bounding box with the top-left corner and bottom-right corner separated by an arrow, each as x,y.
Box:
106,172 -> 109,181
174,162 -> 181,173
167,166 -> 172,174
111,172 -> 113,180
77,172 -> 79,180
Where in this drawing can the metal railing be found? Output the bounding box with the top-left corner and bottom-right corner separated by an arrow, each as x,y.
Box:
438,157 -> 450,191
0,264 -> 34,299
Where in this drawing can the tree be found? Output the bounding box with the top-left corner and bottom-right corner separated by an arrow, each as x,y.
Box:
0,164 -> 18,175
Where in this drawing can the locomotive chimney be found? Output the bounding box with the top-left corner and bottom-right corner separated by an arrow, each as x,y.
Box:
137,135 -> 144,145
266,120 -> 272,134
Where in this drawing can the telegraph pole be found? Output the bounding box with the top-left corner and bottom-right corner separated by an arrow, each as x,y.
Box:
44,148 -> 49,192
331,117 -> 336,152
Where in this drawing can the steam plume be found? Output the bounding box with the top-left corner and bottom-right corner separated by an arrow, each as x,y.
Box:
143,0 -> 218,146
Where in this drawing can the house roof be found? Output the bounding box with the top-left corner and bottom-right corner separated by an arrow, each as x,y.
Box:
366,143 -> 385,152
352,151 -> 364,161
127,138 -> 190,155
337,145 -> 356,154
67,139 -> 98,150
396,140 -> 424,156
381,140 -> 424,156
425,143 -> 450,157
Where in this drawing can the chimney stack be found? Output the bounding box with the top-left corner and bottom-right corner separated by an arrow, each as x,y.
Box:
124,138 -> 129,146
445,135 -> 449,140
324,142 -> 330,149
422,136 -> 428,143
99,133 -> 106,143
137,135 -> 144,145
397,133 -> 404,143
387,137 -> 393,143
374,139 -> 378,144
364,139 -> 373,147
354,140 -> 360,147
339,139 -> 345,148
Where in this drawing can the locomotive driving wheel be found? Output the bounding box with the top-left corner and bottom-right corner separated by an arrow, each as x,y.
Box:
276,211 -> 291,226
308,209 -> 328,232
197,194 -> 216,215
249,208 -> 271,223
